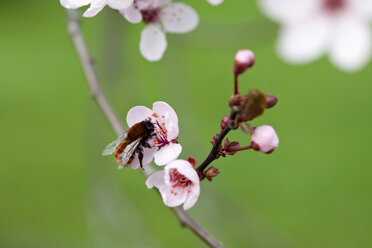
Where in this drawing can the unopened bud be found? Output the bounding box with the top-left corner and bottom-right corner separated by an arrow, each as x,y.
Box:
233,50 -> 255,75
265,94 -> 278,109
251,125 -> 279,154
238,89 -> 266,122
205,167 -> 220,181
220,115 -> 230,129
187,157 -> 196,167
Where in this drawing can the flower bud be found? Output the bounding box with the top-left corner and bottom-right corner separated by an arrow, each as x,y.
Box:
205,166 -> 220,181
233,49 -> 255,75
251,125 -> 279,153
220,115 -> 230,129
265,94 -> 278,109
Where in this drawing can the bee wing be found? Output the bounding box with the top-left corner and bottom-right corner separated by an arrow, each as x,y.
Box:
119,138 -> 141,165
102,132 -> 128,156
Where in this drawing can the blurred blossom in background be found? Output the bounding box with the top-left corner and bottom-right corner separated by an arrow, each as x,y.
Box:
259,0 -> 372,72
1,1 -> 372,248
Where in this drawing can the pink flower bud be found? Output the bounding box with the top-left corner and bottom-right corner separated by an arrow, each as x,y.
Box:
233,49 -> 255,75
251,125 -> 279,154
265,94 -> 278,109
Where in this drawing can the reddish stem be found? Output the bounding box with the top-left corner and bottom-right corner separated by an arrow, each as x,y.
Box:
228,145 -> 252,152
234,73 -> 239,95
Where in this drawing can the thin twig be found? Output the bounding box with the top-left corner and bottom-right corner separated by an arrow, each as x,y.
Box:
66,9 -> 224,248
196,107 -> 239,177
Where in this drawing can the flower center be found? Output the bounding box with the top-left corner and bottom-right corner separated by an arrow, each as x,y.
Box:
141,9 -> 160,24
169,168 -> 194,193
152,113 -> 177,148
323,0 -> 346,12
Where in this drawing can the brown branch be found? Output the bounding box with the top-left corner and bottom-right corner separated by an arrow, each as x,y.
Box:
66,9 -> 224,248
196,106 -> 239,178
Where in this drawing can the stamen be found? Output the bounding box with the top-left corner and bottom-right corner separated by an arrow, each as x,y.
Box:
169,168 -> 194,190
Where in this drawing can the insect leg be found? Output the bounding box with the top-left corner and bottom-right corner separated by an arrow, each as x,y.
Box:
138,150 -> 144,170
142,142 -> 151,148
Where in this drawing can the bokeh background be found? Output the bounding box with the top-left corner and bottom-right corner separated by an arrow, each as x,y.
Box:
1,0 -> 372,247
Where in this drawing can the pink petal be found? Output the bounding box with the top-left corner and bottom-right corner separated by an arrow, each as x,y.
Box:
160,3 -> 199,34
154,143 -> 182,166
277,14 -> 330,64
183,185 -> 200,210
251,125 -> 279,153
152,101 -> 178,124
140,24 -> 167,61
126,106 -> 153,127
60,0 -> 92,9
146,170 -> 166,188
164,111 -> 179,140
120,4 -> 142,23
329,16 -> 371,72
83,0 -> 107,17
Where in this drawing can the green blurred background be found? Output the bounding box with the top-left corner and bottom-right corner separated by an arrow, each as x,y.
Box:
1,0 -> 372,247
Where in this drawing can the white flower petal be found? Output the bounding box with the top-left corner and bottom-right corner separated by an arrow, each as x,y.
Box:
120,4 -> 142,23
126,106 -> 153,127
60,0 -> 91,9
183,185 -> 200,210
161,3 -> 199,34
83,0 -> 107,17
154,143 -> 182,166
351,0 -> 372,21
164,160 -> 199,185
259,0 -> 319,23
135,0 -> 155,10
164,111 -> 179,140
329,16 -> 371,72
140,24 -> 167,61
152,101 -> 177,121
161,186 -> 187,207
277,14 -> 330,64
207,0 -> 223,6
108,0 -> 133,10
146,170 -> 165,188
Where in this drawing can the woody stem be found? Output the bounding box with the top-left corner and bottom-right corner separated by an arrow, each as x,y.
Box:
196,106 -> 239,178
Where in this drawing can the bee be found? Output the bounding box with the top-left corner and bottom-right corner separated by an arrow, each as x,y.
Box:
102,120 -> 155,169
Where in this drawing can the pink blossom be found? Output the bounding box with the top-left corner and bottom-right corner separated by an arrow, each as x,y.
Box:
60,0 -> 133,17
126,101 -> 182,167
233,49 -> 256,75
146,159 -> 200,210
259,0 -> 372,71
120,0 -> 199,61
251,125 -> 279,154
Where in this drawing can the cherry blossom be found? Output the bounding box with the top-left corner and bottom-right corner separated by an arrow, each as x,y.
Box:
207,0 -> 223,6
146,159 -> 200,210
120,0 -> 199,61
60,0 -> 133,17
259,0 -> 372,71
126,101 -> 182,167
251,125 -> 279,154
